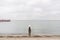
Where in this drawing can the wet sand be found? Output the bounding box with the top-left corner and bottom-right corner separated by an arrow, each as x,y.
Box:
0,35 -> 60,40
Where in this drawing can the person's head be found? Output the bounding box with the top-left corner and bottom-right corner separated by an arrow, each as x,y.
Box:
28,25 -> 31,27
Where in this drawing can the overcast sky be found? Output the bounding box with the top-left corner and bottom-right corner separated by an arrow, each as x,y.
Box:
0,0 -> 60,20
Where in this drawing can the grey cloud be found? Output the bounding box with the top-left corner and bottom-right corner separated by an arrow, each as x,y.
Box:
0,0 -> 60,20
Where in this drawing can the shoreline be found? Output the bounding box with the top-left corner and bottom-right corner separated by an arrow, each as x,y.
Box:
0,35 -> 60,40
0,34 -> 60,38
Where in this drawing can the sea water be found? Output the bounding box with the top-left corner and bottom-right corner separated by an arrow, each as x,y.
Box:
0,20 -> 60,35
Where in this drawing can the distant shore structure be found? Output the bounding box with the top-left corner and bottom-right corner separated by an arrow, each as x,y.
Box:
0,19 -> 10,22
28,25 -> 31,37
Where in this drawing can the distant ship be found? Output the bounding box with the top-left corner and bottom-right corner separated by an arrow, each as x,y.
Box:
0,19 -> 10,22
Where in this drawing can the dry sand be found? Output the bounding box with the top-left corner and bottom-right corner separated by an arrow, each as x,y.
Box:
0,37 -> 60,40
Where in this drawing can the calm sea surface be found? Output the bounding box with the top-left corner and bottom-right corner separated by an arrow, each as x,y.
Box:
0,20 -> 60,35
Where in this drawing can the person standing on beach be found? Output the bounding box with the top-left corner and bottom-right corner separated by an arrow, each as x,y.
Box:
28,25 -> 31,37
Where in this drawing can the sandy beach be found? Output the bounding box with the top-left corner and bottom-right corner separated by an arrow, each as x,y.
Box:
0,37 -> 60,40
0,35 -> 60,40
